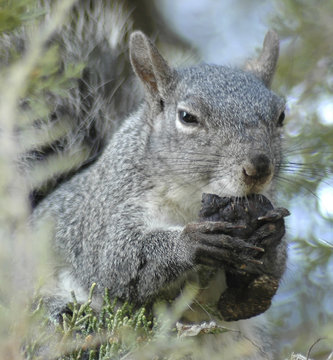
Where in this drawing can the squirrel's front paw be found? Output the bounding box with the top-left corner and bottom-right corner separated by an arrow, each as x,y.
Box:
245,206 -> 289,276
183,221 -> 265,269
194,193 -> 290,321
197,193 -> 290,275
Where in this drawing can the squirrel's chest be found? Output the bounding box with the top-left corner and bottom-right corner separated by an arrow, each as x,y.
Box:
144,186 -> 228,321
144,187 -> 227,321
144,184 -> 203,227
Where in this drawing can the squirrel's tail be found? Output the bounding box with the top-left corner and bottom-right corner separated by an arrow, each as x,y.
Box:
1,1 -> 142,206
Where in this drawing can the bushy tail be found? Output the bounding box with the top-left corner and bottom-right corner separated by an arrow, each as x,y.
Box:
0,0 -> 142,206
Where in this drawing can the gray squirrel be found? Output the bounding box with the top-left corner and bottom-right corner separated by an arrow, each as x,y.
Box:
20,1 -> 289,359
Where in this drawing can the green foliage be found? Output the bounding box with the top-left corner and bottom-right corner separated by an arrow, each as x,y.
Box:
272,0 -> 333,98
24,285 -> 154,360
0,1 -> 83,359
22,284 -> 248,360
0,0 -> 43,33
264,1 -> 333,358
0,0 -> 83,127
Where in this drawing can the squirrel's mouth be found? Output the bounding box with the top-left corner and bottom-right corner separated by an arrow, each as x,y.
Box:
242,175 -> 274,197
203,170 -> 274,199
203,152 -> 275,199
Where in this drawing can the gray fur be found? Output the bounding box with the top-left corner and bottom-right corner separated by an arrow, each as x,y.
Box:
31,23 -> 287,360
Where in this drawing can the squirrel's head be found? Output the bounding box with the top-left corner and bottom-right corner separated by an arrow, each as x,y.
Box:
129,31 -> 285,202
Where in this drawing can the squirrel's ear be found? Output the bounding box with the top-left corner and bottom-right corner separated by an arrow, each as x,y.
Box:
130,31 -> 175,100
244,30 -> 279,88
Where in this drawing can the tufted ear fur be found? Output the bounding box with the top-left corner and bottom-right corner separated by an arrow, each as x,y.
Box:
244,30 -> 279,88
129,31 -> 175,103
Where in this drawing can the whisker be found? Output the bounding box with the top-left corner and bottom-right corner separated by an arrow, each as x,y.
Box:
275,175 -> 320,199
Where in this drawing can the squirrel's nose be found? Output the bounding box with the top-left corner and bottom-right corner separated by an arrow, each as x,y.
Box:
243,154 -> 272,184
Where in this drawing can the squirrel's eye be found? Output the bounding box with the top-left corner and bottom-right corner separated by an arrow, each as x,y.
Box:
178,110 -> 198,125
277,111 -> 285,127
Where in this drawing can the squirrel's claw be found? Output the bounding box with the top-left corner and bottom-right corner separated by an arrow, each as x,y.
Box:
258,207 -> 290,222
185,221 -> 247,234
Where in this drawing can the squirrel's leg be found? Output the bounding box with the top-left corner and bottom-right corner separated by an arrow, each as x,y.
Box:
98,224 -> 270,304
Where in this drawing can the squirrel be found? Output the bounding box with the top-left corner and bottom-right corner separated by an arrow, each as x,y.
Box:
10,1 -> 289,358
